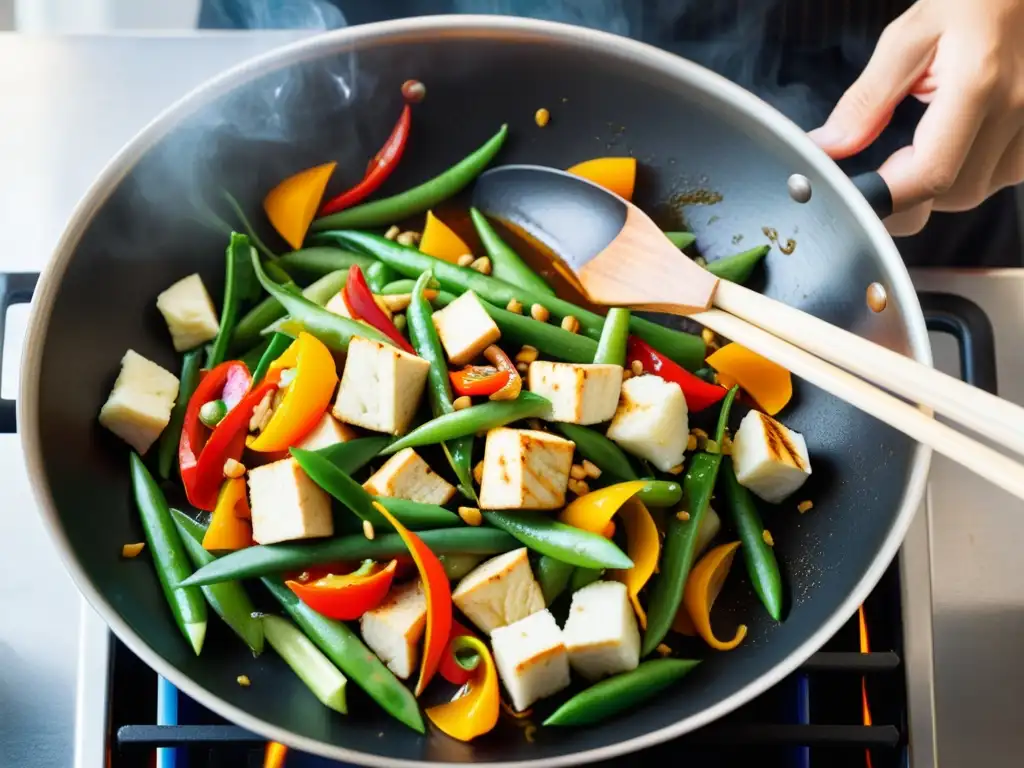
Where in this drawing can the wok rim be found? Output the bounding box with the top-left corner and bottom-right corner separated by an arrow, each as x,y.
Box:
19,15 -> 932,767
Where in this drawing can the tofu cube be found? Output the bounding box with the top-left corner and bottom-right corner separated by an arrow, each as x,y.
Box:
155,274 -> 220,352
363,447 -> 455,505
294,412 -> 358,452
561,580 -> 640,681
606,375 -> 688,472
360,579 -> 427,679
246,458 -> 333,544
478,428 -> 574,510
732,410 -> 812,503
431,290 -> 500,365
491,609 -> 570,711
333,336 -> 430,435
452,548 -> 546,635
98,350 -> 179,455
324,291 -> 356,319
528,361 -> 622,425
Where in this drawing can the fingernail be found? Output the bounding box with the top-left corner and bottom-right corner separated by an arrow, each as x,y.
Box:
808,124 -> 845,148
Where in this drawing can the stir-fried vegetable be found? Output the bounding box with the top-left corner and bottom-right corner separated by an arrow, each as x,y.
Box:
264,162 -> 336,249
469,207 -> 554,295
707,342 -> 793,415
627,336 -> 727,412
262,613 -> 348,713
426,635 -> 500,741
275,246 -> 374,279
706,244 -> 770,284
567,157 -> 637,201
420,210 -> 472,263
156,349 -> 201,479
286,559 -> 398,620
593,307 -> 630,367
344,264 -> 415,354
232,268 -> 348,350
207,234 -> 257,368
682,541 -> 748,650
483,511 -> 633,570
610,497 -> 660,629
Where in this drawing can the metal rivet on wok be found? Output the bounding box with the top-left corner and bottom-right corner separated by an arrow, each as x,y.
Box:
787,174 -> 812,203
866,282 -> 888,313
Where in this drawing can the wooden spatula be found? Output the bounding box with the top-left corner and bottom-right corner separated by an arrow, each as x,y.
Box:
472,164 -> 1024,489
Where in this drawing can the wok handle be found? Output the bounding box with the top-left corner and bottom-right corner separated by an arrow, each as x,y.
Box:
919,292 -> 998,394
0,272 -> 38,434
850,172 -> 893,220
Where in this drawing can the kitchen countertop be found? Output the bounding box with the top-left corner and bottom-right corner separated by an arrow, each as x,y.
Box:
0,32 -> 1021,768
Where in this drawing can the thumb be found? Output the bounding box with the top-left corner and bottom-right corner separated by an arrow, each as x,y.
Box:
810,15 -> 938,159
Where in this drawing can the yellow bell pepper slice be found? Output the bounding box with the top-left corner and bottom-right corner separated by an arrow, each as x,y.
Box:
610,497 -> 659,629
420,210 -> 471,263
706,342 -> 793,415
560,480 -> 648,533
263,162 -> 336,250
248,332 -> 338,452
682,541 -> 748,651
203,478 -> 252,552
425,635 -> 500,741
567,157 -> 637,201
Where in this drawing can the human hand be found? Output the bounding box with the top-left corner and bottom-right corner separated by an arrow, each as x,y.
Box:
809,0 -> 1024,235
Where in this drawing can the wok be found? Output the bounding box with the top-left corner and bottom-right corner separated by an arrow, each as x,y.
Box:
15,15 -> 947,766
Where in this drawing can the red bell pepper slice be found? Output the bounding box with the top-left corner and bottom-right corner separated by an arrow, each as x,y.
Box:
449,365 -> 511,397
179,362 -> 252,502
371,501 -> 451,696
438,619 -> 477,686
319,104 -> 411,216
285,559 -> 398,620
344,265 -> 416,355
626,336 -> 727,412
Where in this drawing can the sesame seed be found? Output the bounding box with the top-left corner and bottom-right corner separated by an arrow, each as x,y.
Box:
453,395 -> 472,411
530,304 -> 550,323
237,675 -> 251,687
223,458 -> 246,479
570,464 -> 587,480
384,225 -> 401,241
676,510 -> 690,521
121,542 -> 145,558
630,360 -> 644,376
458,506 -> 483,526
762,529 -> 775,547
656,643 -> 672,657
396,230 -> 421,247
515,345 -> 539,364
797,500 -> 814,514
506,298 -> 523,314
534,108 -> 550,127
457,253 -> 475,267
470,256 -> 492,275
363,519 -> 375,540
560,315 -> 580,334
581,460 -> 602,479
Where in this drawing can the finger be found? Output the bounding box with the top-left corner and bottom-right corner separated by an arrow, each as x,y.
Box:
932,118 -> 1019,212
884,200 -> 933,237
809,10 -> 938,159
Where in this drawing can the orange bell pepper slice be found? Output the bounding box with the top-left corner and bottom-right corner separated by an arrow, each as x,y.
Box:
560,480 -> 648,533
706,343 -> 793,415
372,501 -> 452,696
567,157 -> 637,201
419,210 -> 471,263
263,162 -> 336,250
285,559 -> 397,620
263,741 -> 288,768
609,497 -> 659,629
203,478 -> 253,552
248,332 -> 338,453
438,619 -> 477,686
426,635 -> 500,742
682,540 -> 748,651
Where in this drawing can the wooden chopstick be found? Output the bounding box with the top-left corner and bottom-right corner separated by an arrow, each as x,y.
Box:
713,280 -> 1024,458
693,308 -> 1024,503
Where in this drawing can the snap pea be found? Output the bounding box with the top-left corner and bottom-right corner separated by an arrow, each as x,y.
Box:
312,125 -> 509,231
156,349 -> 201,479
438,553 -> 485,581
250,248 -> 392,352
483,511 -> 632,570
171,510 -> 264,653
275,246 -> 375,280
536,556 -> 575,604
381,392 -> 551,455
720,456 -> 783,620
570,566 -> 604,592
544,659 -> 701,726
262,577 -> 424,732
181,527 -> 518,587
641,387 -> 738,656
206,233 -> 252,368
594,307 -> 630,366
262,614 -> 348,714
664,231 -> 696,250
554,423 -> 637,480
232,269 -> 348,350
315,435 -> 392,474
407,271 -> 476,501
469,207 -> 554,295
634,480 -> 684,508
321,231 -> 705,370
129,453 -> 206,654
252,332 -> 292,384
365,260 -> 398,293
706,244 -> 770,285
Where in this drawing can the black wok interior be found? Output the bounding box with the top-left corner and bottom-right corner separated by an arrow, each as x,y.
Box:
33,26 -> 920,763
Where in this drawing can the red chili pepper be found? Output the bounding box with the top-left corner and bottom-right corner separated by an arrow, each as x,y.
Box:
179,362 -> 252,502
319,105 -> 411,216
438,619 -> 477,686
343,265 -> 417,355
626,336 -> 727,412
449,365 -> 512,397
285,560 -> 398,620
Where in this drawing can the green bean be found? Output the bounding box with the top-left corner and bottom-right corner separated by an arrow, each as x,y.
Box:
381,392 -> 551,455
206,233 -> 251,368
483,511 -> 632,570
315,436 -> 392,474
664,231 -> 696,250
469,207 -> 554,295
536,556 -> 575,604
321,231 -> 705,370
570,567 -> 604,592
156,349 -> 201,479
594,307 -> 630,366
275,246 -> 375,279
181,527 -> 518,587
252,333 -> 292,384
220,188 -> 277,267
554,423 -> 637,480
706,245 -> 770,285
238,338 -> 271,372
408,271 -> 476,500
262,614 -> 348,714
544,659 -> 701,726
641,387 -> 738,655
129,453 -> 206,654
312,125 -> 509,231
438,553 -> 485,581
720,457 -> 783,620
232,269 -> 348,350
262,577 -> 424,732
250,248 -> 392,352
171,510 -> 264,653
365,260 -> 398,293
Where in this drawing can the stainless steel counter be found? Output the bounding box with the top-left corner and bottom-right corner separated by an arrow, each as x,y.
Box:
0,31 -> 1021,768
